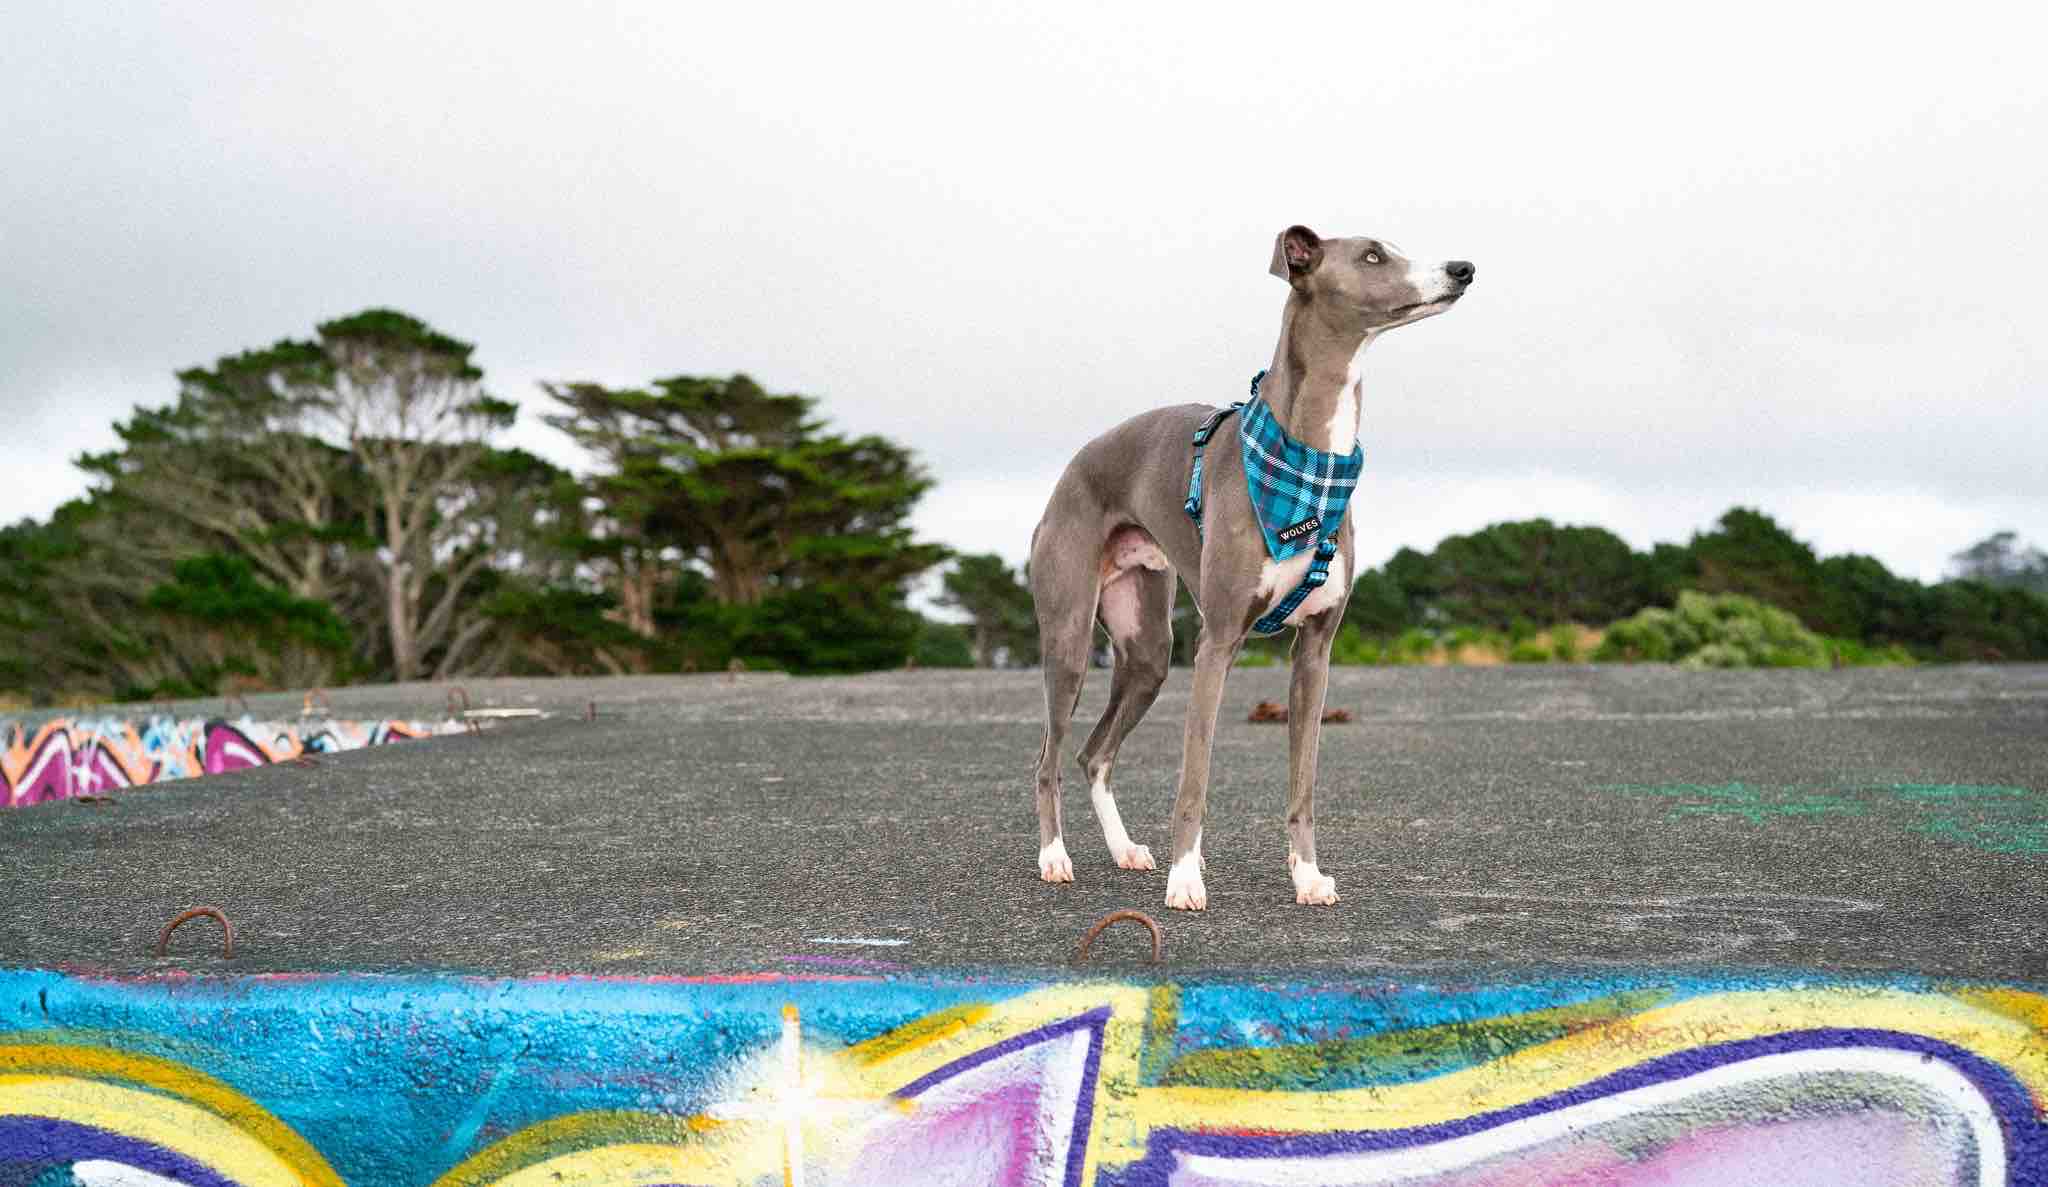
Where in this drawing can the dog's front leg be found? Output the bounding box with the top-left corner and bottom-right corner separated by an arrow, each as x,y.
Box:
1164,628 -> 1242,910
1285,607 -> 1343,905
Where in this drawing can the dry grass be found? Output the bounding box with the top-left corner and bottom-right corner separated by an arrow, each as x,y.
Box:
1372,623 -> 1607,667
1560,624 -> 1607,656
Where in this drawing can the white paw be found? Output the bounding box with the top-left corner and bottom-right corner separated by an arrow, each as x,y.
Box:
1164,852 -> 1207,910
1038,838 -> 1074,883
1289,857 -> 1339,906
1117,843 -> 1156,871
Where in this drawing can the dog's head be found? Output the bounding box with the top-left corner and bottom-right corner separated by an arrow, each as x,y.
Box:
1269,225 -> 1473,332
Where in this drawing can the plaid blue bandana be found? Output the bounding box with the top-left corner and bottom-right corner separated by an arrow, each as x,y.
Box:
1183,371 -> 1364,634
1237,373 -> 1364,562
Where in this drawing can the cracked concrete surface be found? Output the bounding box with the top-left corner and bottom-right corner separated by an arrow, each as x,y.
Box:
2,665 -> 2044,980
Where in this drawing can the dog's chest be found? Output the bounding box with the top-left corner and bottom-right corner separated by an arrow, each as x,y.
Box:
1254,541 -> 1349,627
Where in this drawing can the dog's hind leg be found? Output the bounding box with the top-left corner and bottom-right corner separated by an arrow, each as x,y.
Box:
1076,536 -> 1174,872
1028,511 -> 1104,884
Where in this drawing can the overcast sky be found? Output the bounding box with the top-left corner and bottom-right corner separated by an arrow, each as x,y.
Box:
4,1 -> 2043,585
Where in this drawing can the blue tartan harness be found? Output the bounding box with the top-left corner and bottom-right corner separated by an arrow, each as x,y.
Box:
1183,371 -> 1364,636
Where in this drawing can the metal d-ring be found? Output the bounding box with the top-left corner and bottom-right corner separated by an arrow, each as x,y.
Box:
156,906 -> 235,959
1075,909 -> 1164,965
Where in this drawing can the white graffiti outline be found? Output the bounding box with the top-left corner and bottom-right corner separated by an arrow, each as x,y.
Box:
1174,1046 -> 2003,1186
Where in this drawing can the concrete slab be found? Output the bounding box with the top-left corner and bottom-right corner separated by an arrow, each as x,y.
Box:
4,666 -> 2044,981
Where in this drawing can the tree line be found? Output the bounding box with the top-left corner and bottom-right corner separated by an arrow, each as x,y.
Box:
3,307 -> 2042,703
0,309 -> 949,703
1342,510 -> 2048,662
936,514 -> 2048,668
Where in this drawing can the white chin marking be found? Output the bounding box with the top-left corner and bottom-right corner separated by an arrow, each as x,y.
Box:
1165,832 -> 1206,910
1289,856 -> 1340,906
1091,775 -> 1153,870
1038,837 -> 1073,883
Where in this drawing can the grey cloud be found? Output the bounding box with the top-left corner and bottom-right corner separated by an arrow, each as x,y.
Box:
3,1 -> 2042,584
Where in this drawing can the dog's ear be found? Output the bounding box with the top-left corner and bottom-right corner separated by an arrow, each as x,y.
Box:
1268,225 -> 1323,281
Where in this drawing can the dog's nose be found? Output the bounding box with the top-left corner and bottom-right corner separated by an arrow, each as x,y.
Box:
1446,260 -> 1475,284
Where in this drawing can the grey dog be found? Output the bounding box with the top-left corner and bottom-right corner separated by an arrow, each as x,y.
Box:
1028,225 -> 1473,910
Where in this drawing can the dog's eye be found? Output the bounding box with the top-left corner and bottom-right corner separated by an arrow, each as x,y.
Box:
1365,252 -> 1381,264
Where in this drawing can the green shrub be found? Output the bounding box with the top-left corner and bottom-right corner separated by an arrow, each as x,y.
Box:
1443,626 -> 1486,652
1596,590 -> 1830,668
115,552 -> 354,698
911,620 -> 976,668
1508,640 -> 1553,663
1330,625 -> 1385,665
1391,628 -> 1439,664
1548,625 -> 1583,662
1596,607 -> 1681,662
1821,637 -> 1918,667
1330,627 -> 1437,666
1680,642 -> 1749,669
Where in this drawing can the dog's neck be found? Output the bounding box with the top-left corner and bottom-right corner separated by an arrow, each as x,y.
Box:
1263,294 -> 1374,453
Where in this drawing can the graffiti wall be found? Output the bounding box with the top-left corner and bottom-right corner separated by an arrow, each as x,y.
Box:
0,968 -> 2041,1184
1,716 -> 466,807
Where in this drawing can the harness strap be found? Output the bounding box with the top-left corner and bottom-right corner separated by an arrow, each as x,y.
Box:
1182,370 -> 1265,528
1181,401 -> 1243,529
1183,369 -> 1344,636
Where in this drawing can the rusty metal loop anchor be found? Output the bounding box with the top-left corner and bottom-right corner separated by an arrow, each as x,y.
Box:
156,906 -> 235,959
445,685 -> 471,716
1075,909 -> 1164,965
302,687 -> 333,716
